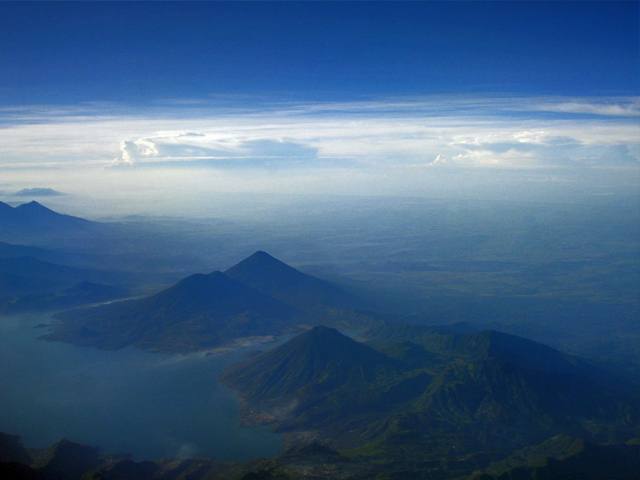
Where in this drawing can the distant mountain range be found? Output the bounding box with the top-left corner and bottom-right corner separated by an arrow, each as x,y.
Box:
0,281 -> 128,315
0,255 -> 136,301
0,201 -> 93,233
0,241 -> 99,268
45,251 -> 375,352
13,188 -> 66,197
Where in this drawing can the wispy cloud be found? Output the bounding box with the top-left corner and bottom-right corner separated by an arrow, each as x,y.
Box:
532,99 -> 640,117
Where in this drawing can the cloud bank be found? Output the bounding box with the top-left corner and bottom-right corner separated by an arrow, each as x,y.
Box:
0,95 -> 638,203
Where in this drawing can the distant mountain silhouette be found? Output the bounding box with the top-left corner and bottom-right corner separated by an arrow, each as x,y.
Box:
0,281 -> 128,315
0,256 -> 131,291
0,241 -> 106,270
47,271 -> 298,352
225,251 -> 361,311
13,188 -> 65,197
0,201 -> 93,233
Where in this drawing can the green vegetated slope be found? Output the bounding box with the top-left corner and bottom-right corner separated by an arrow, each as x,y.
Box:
220,325 -> 639,475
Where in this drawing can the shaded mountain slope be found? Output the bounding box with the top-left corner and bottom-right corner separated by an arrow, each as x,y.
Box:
367,324 -> 625,385
46,271 -> 298,352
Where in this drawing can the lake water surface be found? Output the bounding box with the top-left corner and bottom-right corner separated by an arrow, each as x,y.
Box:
0,313 -> 283,461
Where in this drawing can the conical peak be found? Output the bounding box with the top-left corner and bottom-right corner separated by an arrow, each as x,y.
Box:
17,200 -> 46,209
243,250 -> 287,267
306,325 -> 340,337
225,251 -> 299,278
251,250 -> 273,259
295,325 -> 356,350
15,201 -> 58,215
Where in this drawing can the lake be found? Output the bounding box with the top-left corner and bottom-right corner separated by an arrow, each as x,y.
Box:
0,312 -> 283,461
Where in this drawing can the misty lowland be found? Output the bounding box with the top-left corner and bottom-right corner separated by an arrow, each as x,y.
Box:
0,193 -> 638,480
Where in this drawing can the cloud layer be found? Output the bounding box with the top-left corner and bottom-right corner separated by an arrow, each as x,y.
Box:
0,95 -> 638,203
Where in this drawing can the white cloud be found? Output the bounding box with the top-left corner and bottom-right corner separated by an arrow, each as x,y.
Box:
0,95 -> 638,180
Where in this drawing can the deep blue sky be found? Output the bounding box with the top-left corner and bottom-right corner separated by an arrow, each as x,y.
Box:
1,1 -> 638,106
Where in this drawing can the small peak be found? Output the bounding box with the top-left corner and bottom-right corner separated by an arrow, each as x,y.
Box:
226,250 -> 292,274
311,325 -> 334,333
304,325 -> 343,339
247,250 -> 278,261
16,200 -> 50,211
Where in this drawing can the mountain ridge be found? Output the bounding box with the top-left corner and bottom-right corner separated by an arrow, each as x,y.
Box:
0,201 -> 93,233
45,251 -> 379,352
220,324 -> 639,456
46,267 -> 300,352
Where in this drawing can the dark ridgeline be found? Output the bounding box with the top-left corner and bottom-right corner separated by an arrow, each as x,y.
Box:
0,201 -> 93,233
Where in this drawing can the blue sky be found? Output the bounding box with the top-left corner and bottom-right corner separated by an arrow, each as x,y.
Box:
1,1 -> 638,104
0,1 -> 638,211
